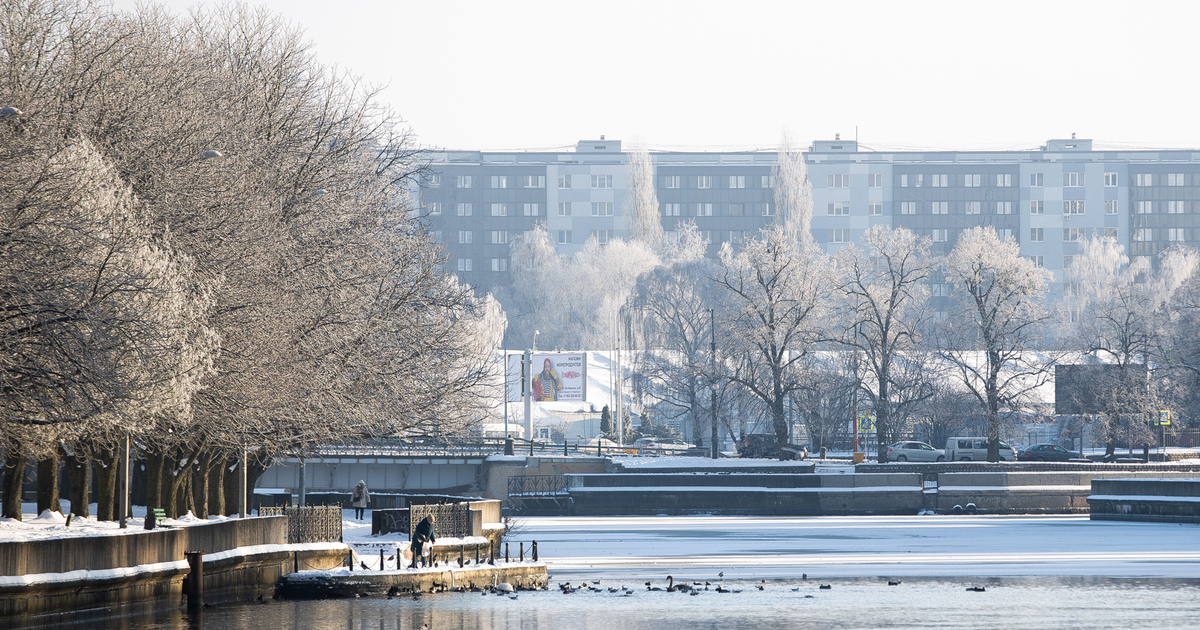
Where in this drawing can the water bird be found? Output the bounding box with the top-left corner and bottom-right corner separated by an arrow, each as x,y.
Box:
966,586 -> 986,592
819,584 -> 832,590
791,587 -> 800,592
360,561 -> 370,571
756,585 -> 764,590
592,580 -> 600,585
888,581 -> 902,586
715,585 -> 730,593
646,581 -> 661,591
608,587 -> 619,593
508,594 -> 518,600
719,572 -> 724,579
803,574 -> 808,580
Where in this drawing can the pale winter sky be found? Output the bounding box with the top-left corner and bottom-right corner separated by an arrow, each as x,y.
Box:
111,0 -> 1200,152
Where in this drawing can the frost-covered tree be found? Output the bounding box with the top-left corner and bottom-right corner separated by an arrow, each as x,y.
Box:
773,134 -> 813,243
713,225 -> 832,449
941,227 -> 1052,462
625,147 -> 663,246
835,226 -> 937,461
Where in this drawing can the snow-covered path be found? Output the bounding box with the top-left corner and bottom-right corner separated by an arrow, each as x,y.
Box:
521,515 -> 1200,579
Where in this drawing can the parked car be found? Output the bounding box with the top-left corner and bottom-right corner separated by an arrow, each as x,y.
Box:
886,441 -> 946,462
633,437 -> 693,454
945,437 -> 1017,461
738,434 -> 808,460
1017,443 -> 1084,462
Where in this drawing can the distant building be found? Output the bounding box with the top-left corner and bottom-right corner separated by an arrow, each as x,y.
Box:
412,135 -> 1200,314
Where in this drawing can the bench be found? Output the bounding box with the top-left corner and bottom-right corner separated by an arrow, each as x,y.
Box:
147,507 -> 174,529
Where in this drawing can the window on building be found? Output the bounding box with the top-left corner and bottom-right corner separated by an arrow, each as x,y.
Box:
931,228 -> 948,242
1133,228 -> 1153,242
456,175 -> 473,188
998,228 -> 1014,242
663,203 -> 681,216
916,174 -> 925,187
996,173 -> 1012,187
490,203 -> 508,216
558,202 -> 571,216
827,201 -> 850,216
426,174 -> 442,188
456,203 -> 473,216
1064,200 -> 1085,215
1030,228 -> 1044,242
828,228 -> 850,243
1063,172 -> 1085,187
1169,228 -> 1187,242
491,258 -> 508,272
432,230 -> 442,242
523,203 -> 540,216
1030,173 -> 1044,187
1136,173 -> 1153,186
426,202 -> 442,215
900,174 -> 909,187
591,174 -> 613,189
729,203 -> 745,216
1104,227 -> 1118,240
932,201 -> 949,215
695,203 -> 713,217
931,283 -> 949,297
996,201 -> 1012,215
869,202 -> 883,216
490,230 -> 509,244
458,230 -> 473,244
591,202 -> 613,216
729,175 -> 745,189
1104,172 -> 1118,187
1168,200 -> 1187,214
1063,227 -> 1084,242
1030,200 -> 1044,215
761,175 -> 776,188
868,173 -> 882,188
457,258 -> 473,272
1104,200 -> 1118,215
664,175 -> 681,189
591,229 -> 611,244
557,230 -> 572,244
827,174 -> 850,188
1063,255 -> 1075,269
558,174 -> 572,189
1137,201 -> 1153,214
964,174 -> 981,187
761,203 -> 773,216
1168,173 -> 1186,186
697,175 -> 711,189
1031,255 -> 1044,268
491,175 -> 508,189
931,174 -> 948,187
965,201 -> 981,215
522,175 -> 545,188
900,201 -> 917,215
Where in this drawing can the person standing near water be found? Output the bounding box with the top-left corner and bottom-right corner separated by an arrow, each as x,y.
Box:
352,480 -> 369,520
409,515 -> 436,568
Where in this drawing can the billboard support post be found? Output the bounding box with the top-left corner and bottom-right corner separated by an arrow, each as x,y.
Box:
523,350 -> 532,444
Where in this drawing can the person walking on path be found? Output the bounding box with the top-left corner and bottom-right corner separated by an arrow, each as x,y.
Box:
352,480 -> 369,520
409,515 -> 436,568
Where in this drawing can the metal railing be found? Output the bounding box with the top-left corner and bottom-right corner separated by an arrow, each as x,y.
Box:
508,475 -> 567,497
259,505 -> 343,543
410,503 -> 472,538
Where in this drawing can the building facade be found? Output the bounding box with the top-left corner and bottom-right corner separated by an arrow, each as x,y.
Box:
414,137 -> 1200,307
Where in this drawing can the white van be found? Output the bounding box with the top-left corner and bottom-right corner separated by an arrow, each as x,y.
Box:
945,437 -> 1016,461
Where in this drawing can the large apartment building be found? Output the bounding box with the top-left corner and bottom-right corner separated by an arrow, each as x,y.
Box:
413,136 -> 1200,306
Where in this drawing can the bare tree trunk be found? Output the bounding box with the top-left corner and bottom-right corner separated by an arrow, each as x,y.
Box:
163,451 -> 181,518
36,454 -> 63,515
193,450 -> 213,518
62,445 -> 91,518
144,449 -> 164,510
95,444 -> 118,521
222,457 -> 238,516
210,456 -> 227,517
2,444 -> 26,521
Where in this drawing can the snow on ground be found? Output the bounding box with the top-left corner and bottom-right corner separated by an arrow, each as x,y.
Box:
0,502 -> 231,543
612,456 -> 816,469
519,514 -> 1200,580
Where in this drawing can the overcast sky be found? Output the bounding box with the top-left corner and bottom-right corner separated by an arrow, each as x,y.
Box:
110,0 -> 1200,152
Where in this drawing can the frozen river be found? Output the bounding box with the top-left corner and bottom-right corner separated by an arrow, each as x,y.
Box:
18,515 -> 1200,629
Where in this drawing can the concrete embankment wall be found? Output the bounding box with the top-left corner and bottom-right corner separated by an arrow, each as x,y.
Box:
0,517 -> 346,617
278,563 -> 548,599
1088,478 -> 1200,524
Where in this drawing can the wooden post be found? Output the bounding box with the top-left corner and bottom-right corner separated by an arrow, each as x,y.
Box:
118,435 -> 130,529
505,542 -> 509,563
519,542 -> 524,562
532,541 -> 538,562
185,550 -> 204,611
380,548 -> 385,571
237,448 -> 247,519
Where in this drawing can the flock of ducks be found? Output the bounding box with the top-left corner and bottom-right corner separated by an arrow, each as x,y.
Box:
552,574 -> 989,596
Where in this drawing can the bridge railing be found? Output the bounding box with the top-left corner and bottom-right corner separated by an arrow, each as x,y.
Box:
259,505 -> 343,543
508,475 -> 567,497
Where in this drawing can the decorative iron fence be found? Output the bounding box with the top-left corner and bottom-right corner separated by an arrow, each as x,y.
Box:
508,475 -> 566,497
259,505 -> 343,543
410,503 -> 471,538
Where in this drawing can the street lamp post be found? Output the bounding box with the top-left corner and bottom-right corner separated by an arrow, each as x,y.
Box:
710,308 -> 719,460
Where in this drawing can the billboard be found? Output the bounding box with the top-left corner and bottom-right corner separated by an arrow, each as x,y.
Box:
506,352 -> 588,402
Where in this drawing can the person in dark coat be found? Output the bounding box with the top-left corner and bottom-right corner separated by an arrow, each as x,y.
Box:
409,515 -> 436,568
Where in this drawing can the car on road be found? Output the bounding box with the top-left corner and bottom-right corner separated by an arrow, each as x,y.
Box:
886,441 -> 946,462
945,437 -> 1017,461
633,437 -> 693,454
1017,443 -> 1084,461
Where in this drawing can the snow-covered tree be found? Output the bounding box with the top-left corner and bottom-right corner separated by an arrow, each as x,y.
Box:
773,134 -> 813,244
940,227 -> 1053,462
835,225 -> 937,461
625,147 -> 663,246
713,225 -> 833,449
